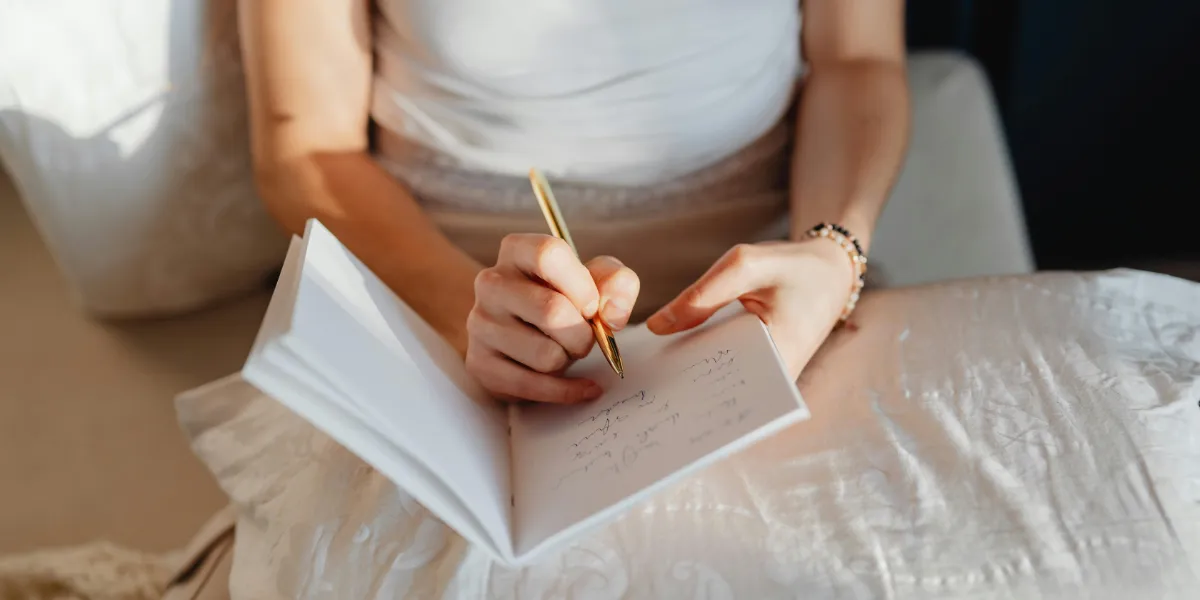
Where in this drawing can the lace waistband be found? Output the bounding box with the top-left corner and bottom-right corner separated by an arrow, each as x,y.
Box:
373,118 -> 794,219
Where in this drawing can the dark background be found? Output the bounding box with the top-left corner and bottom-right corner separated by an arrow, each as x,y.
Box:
906,0 -> 1200,272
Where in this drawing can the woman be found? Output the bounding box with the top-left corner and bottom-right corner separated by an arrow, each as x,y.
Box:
240,0 -> 910,403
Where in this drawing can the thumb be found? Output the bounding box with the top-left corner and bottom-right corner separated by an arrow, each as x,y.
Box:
646,244 -> 777,335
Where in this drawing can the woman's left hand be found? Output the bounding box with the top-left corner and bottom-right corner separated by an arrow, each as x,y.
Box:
646,239 -> 857,381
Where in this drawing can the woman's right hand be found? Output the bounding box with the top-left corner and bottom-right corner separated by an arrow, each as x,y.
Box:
466,234 -> 640,404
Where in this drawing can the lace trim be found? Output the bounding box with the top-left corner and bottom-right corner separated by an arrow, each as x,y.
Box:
373,118 -> 793,219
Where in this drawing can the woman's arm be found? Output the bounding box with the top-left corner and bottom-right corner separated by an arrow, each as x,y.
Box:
789,0 -> 910,250
239,0 -> 481,354
646,1 -> 910,378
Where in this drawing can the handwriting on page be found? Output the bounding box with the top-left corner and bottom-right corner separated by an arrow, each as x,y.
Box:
551,349 -> 749,490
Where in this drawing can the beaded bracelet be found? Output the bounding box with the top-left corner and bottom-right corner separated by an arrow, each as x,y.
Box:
805,222 -> 868,321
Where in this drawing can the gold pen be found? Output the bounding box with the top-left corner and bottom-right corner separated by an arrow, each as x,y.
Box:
528,168 -> 624,378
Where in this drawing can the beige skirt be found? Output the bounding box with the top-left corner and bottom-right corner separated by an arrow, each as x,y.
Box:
375,120 -> 795,322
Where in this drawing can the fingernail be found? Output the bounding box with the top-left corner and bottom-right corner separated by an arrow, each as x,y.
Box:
601,297 -> 631,325
647,309 -> 675,333
584,298 -> 600,318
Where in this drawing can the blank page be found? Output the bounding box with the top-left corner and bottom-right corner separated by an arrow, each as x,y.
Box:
250,220 -> 515,558
510,307 -> 808,559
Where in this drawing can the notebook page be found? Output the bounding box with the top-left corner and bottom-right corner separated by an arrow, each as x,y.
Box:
509,307 -> 808,558
299,221 -> 492,410
275,220 -> 515,556
241,232 -> 511,561
244,346 -> 503,561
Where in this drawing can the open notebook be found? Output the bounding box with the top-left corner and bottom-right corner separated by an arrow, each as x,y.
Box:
243,219 -> 810,566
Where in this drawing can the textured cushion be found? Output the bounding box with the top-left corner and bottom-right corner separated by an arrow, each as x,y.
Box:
0,0 -> 286,316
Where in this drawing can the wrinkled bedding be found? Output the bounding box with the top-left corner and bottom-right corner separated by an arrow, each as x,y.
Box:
177,269 -> 1200,599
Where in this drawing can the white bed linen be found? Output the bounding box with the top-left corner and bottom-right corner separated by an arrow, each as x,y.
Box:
177,269 -> 1200,599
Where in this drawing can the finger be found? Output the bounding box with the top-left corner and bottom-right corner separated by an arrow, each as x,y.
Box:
466,346 -> 602,404
467,310 -> 570,374
585,256 -> 640,330
647,244 -> 779,335
498,234 -> 600,318
475,268 -> 595,358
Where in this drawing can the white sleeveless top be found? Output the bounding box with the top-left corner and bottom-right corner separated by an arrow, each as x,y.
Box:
370,0 -> 802,187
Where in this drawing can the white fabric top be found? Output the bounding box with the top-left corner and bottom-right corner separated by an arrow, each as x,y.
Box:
369,0 -> 802,186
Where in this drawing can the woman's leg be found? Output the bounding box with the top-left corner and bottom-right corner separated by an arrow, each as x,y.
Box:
867,51 -> 1035,288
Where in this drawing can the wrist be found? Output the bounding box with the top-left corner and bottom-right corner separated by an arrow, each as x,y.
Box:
790,209 -> 875,251
801,222 -> 869,321
381,255 -> 480,356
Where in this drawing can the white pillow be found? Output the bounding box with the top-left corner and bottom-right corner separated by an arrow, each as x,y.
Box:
0,0 -> 286,316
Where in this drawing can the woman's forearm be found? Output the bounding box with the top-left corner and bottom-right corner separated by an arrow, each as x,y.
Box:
788,59 -> 910,251
256,150 -> 481,354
